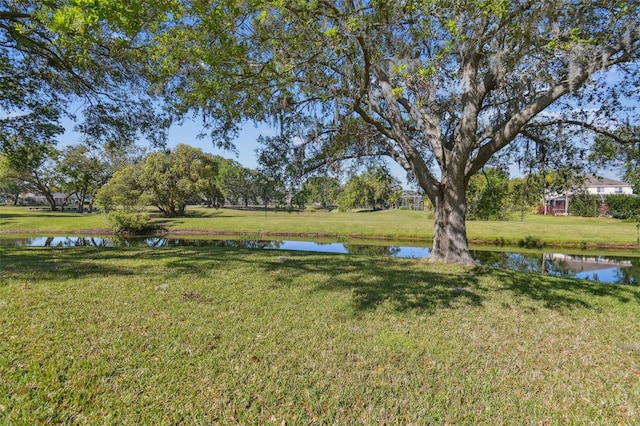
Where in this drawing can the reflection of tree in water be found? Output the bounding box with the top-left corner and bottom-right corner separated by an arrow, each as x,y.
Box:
222,239 -> 281,250
118,237 -> 282,249
471,250 -> 542,273
66,237 -> 113,247
0,238 -> 34,247
542,258 -> 581,279
613,258 -> 640,285
343,244 -> 401,257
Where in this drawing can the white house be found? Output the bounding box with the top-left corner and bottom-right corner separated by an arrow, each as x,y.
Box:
546,174 -> 634,215
581,174 -> 634,196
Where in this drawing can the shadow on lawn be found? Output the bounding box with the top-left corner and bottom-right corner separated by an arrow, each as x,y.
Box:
0,247 -> 138,282
3,247 -> 639,314
487,267 -> 640,309
261,253 -> 640,313
0,211 -> 85,219
155,249 -> 485,312
153,248 -> 640,313
264,255 -> 486,312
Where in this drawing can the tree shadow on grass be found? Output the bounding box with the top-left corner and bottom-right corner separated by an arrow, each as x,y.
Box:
0,247 -> 139,282
154,247 -> 640,313
485,267 -> 640,309
183,209 -> 225,218
0,211 -> 83,219
259,254 -> 485,313
155,248 -> 484,313
5,246 -> 639,314
261,252 -> 640,314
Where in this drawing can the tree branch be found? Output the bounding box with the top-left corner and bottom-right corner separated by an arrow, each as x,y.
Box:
526,119 -> 639,144
468,26 -> 640,178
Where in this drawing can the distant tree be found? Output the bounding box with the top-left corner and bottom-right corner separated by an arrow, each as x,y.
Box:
388,188 -> 403,209
0,155 -> 30,204
337,175 -> 368,212
337,166 -> 401,211
606,194 -> 640,220
218,159 -> 256,207
568,193 -> 601,217
193,154 -> 224,208
0,104 -> 64,211
253,170 -> 285,211
14,142 -> 61,211
140,144 -> 220,217
507,176 -> 544,220
57,145 -> 104,212
303,176 -> 342,208
364,166 -> 402,210
467,168 -> 510,221
94,165 -> 148,212
256,133 -> 305,210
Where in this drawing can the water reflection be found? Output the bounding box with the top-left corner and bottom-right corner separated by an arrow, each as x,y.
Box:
1,236 -> 637,285
470,250 -> 639,285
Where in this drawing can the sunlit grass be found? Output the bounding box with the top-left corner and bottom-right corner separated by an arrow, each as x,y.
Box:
1,205 -> 638,248
0,206 -> 109,234
1,246 -> 640,424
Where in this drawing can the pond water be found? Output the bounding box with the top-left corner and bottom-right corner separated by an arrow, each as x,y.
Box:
1,236 -> 638,285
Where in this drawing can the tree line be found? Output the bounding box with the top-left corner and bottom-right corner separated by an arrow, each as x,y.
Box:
7,137 -> 635,222
0,141 -> 404,216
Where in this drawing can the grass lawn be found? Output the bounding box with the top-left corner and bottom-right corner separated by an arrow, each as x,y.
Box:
1,246 -> 640,424
1,205 -> 639,249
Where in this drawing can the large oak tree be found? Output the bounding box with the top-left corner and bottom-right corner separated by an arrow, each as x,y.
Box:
155,0 -> 640,264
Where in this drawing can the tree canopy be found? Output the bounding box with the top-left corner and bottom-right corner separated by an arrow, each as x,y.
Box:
95,144 -> 224,217
149,0 -> 640,264
0,0 -> 171,158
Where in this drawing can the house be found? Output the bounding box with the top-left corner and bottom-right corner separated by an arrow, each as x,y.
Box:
582,174 -> 634,196
546,174 -> 634,215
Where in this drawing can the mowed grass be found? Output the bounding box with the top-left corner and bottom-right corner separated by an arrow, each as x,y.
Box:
1,205 -> 639,248
1,246 -> 640,424
0,207 -> 109,234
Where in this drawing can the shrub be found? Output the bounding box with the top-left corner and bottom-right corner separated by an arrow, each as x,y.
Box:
606,194 -> 640,220
569,193 -> 601,217
467,168 -> 511,221
107,211 -> 156,235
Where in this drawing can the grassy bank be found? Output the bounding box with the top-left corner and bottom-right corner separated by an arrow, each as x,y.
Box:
1,246 -> 639,424
1,205 -> 639,249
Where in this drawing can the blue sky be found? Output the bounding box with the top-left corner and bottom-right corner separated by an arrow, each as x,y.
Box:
59,114 -> 417,187
58,113 -> 624,187
59,114 -> 268,169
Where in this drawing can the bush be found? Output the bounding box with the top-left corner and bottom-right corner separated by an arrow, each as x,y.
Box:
467,168 -> 511,221
569,193 -> 601,217
107,211 -> 156,235
606,194 -> 640,220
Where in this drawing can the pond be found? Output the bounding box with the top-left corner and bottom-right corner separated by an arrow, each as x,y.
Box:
1,235 -> 638,285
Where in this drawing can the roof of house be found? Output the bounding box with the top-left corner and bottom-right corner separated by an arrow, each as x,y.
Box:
582,174 -> 632,188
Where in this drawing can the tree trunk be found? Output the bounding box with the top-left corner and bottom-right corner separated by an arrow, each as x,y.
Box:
43,192 -> 57,211
428,181 -> 475,265
76,188 -> 87,213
